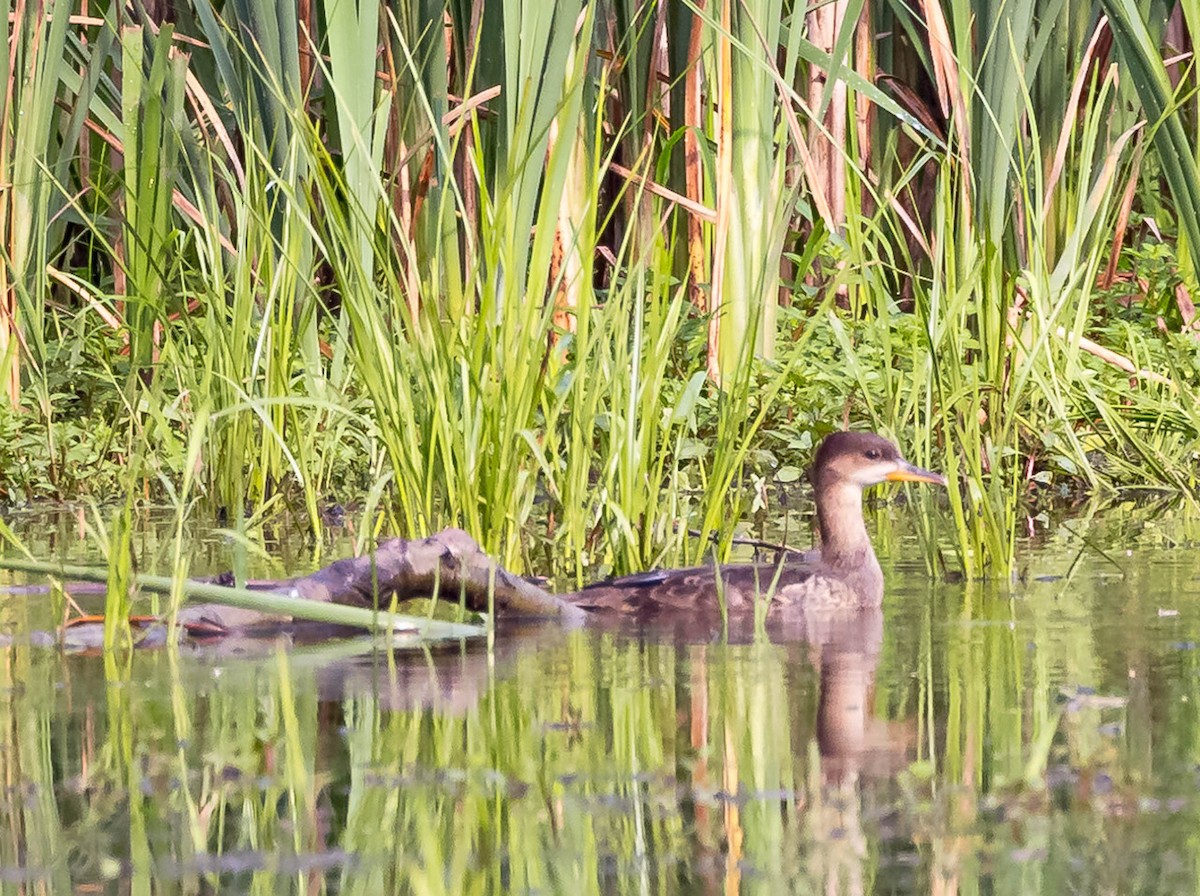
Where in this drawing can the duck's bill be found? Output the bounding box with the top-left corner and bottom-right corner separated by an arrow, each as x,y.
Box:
886,462 -> 947,486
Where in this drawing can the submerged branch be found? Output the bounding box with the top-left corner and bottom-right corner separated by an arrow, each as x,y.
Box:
2,529 -> 584,643
263,528 -> 583,622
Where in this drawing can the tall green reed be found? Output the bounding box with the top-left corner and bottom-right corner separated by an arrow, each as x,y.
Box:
0,0 -> 73,405
120,25 -> 187,388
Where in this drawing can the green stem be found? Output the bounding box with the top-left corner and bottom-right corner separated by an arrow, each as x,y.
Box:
0,558 -> 484,640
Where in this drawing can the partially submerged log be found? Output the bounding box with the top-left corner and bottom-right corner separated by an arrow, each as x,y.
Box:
99,528 -> 583,641
260,528 -> 581,620
2,529 -> 585,647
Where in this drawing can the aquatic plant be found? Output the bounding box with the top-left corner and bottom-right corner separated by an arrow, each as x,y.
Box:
0,0 -> 1196,582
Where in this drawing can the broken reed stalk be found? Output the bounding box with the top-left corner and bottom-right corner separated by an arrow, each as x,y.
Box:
0,558 -> 485,640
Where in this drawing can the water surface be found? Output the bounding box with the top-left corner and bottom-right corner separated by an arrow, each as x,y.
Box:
1,503 -> 1198,894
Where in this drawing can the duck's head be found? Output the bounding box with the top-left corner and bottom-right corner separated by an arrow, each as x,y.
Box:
811,431 -> 947,491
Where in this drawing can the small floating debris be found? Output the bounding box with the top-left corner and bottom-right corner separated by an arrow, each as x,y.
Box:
1158,608 -> 1180,617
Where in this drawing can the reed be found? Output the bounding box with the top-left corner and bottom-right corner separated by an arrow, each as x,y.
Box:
0,0 -> 1196,585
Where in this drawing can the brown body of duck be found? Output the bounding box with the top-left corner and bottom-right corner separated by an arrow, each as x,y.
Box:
567,431 -> 945,618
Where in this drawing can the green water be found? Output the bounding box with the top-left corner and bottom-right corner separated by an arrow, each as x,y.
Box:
1,504 -> 1199,894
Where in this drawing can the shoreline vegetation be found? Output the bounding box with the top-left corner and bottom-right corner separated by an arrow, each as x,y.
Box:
1,0 -> 1198,591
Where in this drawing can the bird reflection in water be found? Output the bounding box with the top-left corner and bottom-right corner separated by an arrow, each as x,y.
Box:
263,602 -> 906,895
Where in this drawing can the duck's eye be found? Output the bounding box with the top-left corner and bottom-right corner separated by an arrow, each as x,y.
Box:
864,449 -> 882,460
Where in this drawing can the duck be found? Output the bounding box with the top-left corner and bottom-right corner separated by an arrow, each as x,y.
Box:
567,431 -> 946,619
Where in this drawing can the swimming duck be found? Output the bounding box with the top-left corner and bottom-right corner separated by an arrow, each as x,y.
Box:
568,431 -> 945,617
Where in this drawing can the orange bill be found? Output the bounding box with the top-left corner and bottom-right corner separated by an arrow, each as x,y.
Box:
886,461 -> 947,486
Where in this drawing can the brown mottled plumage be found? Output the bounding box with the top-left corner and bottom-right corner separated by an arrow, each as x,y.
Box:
567,432 -> 945,619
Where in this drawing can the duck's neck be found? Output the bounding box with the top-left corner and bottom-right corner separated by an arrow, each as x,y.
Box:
814,480 -> 882,601
811,479 -> 878,570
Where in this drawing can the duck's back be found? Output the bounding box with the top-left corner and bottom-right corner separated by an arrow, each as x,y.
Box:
566,559 -> 877,618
